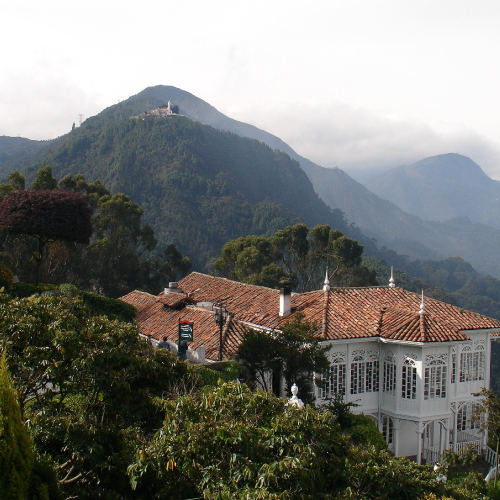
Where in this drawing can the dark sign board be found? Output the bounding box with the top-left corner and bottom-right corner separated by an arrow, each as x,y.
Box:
178,319 -> 194,342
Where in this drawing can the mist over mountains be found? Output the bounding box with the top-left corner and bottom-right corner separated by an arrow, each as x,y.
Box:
365,153 -> 500,229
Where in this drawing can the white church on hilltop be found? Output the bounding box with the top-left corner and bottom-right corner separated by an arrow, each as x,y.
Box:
122,271 -> 500,464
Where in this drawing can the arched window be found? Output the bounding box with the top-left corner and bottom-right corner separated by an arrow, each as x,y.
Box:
424,358 -> 447,400
402,356 -> 417,399
457,402 -> 482,431
350,350 -> 379,395
320,352 -> 346,398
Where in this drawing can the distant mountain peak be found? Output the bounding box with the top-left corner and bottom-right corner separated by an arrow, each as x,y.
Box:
364,153 -> 500,227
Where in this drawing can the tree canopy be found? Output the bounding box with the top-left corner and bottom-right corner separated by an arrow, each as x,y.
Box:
0,189 -> 92,285
0,169 -> 191,296
215,223 -> 377,291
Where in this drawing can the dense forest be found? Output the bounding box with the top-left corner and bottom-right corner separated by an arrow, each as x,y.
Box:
18,116 -> 348,269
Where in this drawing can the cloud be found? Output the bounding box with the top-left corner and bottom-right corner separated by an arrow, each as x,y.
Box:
236,102 -> 500,180
0,64 -> 104,140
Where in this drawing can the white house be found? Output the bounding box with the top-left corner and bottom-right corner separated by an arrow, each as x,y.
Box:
122,271 -> 500,464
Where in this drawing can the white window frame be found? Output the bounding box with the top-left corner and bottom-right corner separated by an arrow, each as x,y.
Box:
383,352 -> 396,396
350,350 -> 379,395
457,402 -> 482,432
459,346 -> 485,383
401,356 -> 417,400
382,415 -> 394,446
424,359 -> 447,400
320,353 -> 346,398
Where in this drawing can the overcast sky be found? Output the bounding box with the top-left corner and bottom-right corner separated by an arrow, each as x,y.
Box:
2,0 -> 500,179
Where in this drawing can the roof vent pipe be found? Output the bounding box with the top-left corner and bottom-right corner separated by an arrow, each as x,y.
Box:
279,280 -> 292,317
164,282 -> 182,294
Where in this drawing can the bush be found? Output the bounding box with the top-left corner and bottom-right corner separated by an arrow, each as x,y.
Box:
190,361 -> 242,387
8,283 -> 57,298
58,283 -> 80,298
0,263 -> 14,290
349,416 -> 387,450
81,291 -> 137,322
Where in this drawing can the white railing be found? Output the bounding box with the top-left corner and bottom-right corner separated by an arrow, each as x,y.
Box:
485,445 -> 497,466
454,440 -> 481,455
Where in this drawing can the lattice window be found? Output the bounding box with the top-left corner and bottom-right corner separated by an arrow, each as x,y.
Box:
320,353 -> 346,398
402,356 -> 417,399
451,353 -> 457,384
424,360 -> 447,399
457,402 -> 482,431
383,352 -> 396,396
460,349 -> 486,382
382,415 -> 394,445
350,352 -> 379,395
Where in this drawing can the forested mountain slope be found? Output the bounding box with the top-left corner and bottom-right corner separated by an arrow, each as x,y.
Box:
365,153 -> 500,228
0,136 -> 53,179
83,85 -> 321,174
27,115 -> 347,269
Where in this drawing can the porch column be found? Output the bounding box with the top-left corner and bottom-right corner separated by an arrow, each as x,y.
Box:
393,418 -> 401,457
444,418 -> 451,454
452,406 -> 457,452
417,422 -> 423,465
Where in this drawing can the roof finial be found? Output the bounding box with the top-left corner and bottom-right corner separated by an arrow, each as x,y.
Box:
389,266 -> 396,288
419,290 -> 425,315
323,267 -> 330,291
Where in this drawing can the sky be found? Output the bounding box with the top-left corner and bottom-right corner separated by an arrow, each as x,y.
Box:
2,0 -> 500,180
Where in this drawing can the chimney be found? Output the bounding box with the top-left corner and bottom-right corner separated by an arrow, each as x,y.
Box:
279,280 -> 292,317
164,282 -> 182,294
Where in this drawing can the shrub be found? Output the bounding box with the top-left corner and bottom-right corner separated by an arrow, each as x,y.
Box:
81,291 -> 136,322
0,264 -> 14,290
58,283 -> 80,298
190,361 -> 242,387
8,283 -> 58,298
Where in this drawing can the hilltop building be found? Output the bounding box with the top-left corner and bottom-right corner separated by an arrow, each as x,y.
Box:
121,271 -> 500,464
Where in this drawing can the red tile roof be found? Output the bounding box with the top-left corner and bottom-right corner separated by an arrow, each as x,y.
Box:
121,273 -> 500,360
121,289 -> 252,359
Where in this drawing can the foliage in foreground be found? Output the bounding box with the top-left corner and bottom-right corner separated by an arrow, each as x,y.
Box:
129,381 -> 481,500
0,353 -> 33,500
0,293 -> 187,499
0,293 -> 494,499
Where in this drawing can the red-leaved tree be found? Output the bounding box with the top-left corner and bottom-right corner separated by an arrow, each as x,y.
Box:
0,190 -> 92,285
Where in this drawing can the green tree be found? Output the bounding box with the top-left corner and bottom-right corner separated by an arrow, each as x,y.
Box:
238,313 -> 330,403
0,172 -> 191,296
0,189 -> 92,285
31,166 -> 57,191
0,294 -> 188,499
215,223 -> 377,292
8,171 -> 25,191
0,171 -> 26,202
128,381 -> 349,500
474,388 -> 500,486
0,353 -> 34,500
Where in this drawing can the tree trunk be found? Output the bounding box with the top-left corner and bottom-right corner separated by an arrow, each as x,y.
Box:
34,237 -> 46,286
